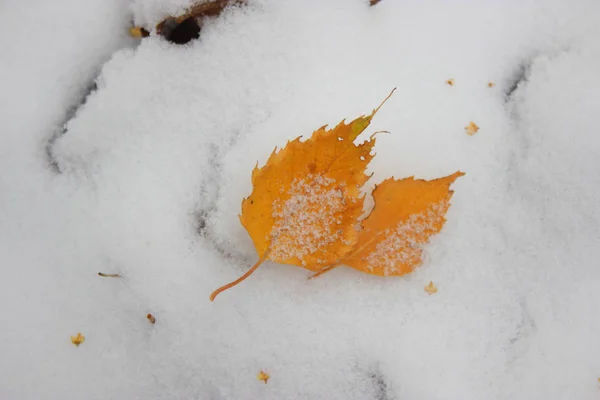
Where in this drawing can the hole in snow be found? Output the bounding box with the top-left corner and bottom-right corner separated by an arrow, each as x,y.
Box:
195,209 -> 209,235
369,370 -> 391,400
158,17 -> 200,45
45,80 -> 98,173
505,61 -> 531,102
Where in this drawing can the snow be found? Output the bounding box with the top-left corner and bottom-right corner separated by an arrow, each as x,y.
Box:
1,0 -> 600,398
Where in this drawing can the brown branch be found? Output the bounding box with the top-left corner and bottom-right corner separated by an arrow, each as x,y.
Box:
157,0 -> 246,33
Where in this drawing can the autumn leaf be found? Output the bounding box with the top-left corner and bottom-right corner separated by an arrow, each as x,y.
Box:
465,122 -> 479,136
71,332 -> 85,347
209,90 -> 396,301
341,172 -> 464,276
209,88 -> 464,301
258,371 -> 270,384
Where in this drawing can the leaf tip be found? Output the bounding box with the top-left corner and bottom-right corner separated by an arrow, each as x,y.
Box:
371,87 -> 396,116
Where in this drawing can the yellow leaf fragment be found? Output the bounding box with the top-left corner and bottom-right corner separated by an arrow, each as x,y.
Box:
465,121 -> 479,136
446,78 -> 455,86
71,332 -> 85,347
488,82 -> 495,88
147,314 -> 156,324
210,89 -> 396,301
424,281 -> 438,295
129,27 -> 149,38
258,371 -> 270,384
343,172 -> 464,276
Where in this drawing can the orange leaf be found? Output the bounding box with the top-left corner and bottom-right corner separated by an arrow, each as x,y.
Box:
342,172 -> 463,276
209,90 -> 396,300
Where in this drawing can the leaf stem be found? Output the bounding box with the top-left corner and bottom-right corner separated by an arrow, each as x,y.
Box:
309,232 -> 384,279
210,254 -> 267,301
308,264 -> 340,279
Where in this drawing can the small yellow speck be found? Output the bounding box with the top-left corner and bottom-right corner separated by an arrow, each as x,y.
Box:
488,82 -> 495,88
129,27 -> 145,38
446,78 -> 455,86
424,281 -> 438,295
465,121 -> 480,136
71,332 -> 85,347
258,371 -> 270,384
147,314 -> 156,324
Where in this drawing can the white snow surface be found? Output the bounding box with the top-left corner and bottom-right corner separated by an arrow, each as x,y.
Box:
1,0 -> 600,398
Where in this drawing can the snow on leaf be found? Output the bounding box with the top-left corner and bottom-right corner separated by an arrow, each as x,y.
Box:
71,332 -> 85,347
209,89 -> 396,301
343,172 -> 464,276
424,281 -> 438,295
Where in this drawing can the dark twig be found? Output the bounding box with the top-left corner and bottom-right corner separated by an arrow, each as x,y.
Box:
98,272 -> 121,278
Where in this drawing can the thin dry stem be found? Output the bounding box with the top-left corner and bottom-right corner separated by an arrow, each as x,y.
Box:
210,254 -> 267,301
98,272 -> 121,278
309,231 -> 385,279
308,264 -> 341,279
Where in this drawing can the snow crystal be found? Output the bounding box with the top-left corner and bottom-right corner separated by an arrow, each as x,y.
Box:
270,174 -> 346,264
366,200 -> 449,276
